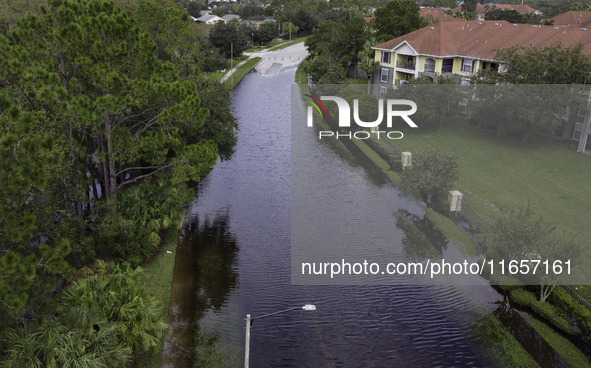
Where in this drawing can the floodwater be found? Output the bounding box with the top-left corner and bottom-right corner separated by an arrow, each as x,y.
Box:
161,44 -> 568,368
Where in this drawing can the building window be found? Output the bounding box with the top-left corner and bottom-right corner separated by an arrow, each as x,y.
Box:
574,122 -> 584,140
424,58 -> 435,73
462,59 -> 473,73
380,68 -> 389,82
379,86 -> 388,98
442,59 -> 453,73
382,52 -> 391,64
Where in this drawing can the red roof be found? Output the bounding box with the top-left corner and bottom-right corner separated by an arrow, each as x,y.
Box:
373,20 -> 591,60
550,11 -> 591,28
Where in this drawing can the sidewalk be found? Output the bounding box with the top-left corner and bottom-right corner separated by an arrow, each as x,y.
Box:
219,54 -> 260,83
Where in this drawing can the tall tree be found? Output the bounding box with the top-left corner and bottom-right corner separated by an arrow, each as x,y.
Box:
209,19 -> 253,58
486,206 -> 581,302
371,0 -> 426,42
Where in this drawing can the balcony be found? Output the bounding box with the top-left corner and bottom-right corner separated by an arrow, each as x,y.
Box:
396,61 -> 415,70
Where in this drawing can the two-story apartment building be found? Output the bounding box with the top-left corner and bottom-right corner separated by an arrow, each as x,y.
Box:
371,20 -> 591,151
372,20 -> 591,88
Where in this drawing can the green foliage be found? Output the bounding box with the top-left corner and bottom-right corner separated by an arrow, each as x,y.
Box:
305,54 -> 348,84
474,44 -> 591,85
469,85 -> 572,142
0,0 -> 235,336
484,8 -> 542,24
364,137 -> 400,168
195,76 -> 238,160
549,287 -> 591,338
510,288 -> 580,336
281,21 -> 299,36
97,177 -> 190,262
304,17 -> 368,83
0,0 -> 43,34
1,307 -> 130,368
525,315 -> 591,368
209,19 -> 253,58
256,21 -> 279,44
134,1 -> 204,79
462,0 -> 477,13
534,1 -> 589,18
60,261 -> 170,356
371,0 -> 425,41
192,328 -> 224,368
395,82 -> 460,130
486,205 -> 580,302
400,149 -> 459,204
472,312 -> 540,368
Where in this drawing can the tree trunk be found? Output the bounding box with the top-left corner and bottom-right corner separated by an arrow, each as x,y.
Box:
104,110 -> 117,198
540,282 -> 555,303
66,122 -> 84,219
98,135 -> 110,197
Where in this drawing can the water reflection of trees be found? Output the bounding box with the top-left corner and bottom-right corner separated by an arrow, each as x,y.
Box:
396,209 -> 448,261
182,214 -> 239,315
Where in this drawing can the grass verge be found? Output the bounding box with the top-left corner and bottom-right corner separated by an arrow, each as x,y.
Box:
224,57 -> 262,89
267,37 -> 307,51
135,226 -> 180,368
523,313 -> 591,368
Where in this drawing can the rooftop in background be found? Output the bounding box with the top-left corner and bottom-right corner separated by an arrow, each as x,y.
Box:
452,4 -> 542,15
550,11 -> 591,28
420,7 -> 459,23
221,14 -> 242,22
373,20 -> 591,60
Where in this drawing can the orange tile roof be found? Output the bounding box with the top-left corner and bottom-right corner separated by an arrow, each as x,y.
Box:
452,4 -> 541,14
373,21 -> 591,60
420,7 -> 459,23
550,11 -> 591,27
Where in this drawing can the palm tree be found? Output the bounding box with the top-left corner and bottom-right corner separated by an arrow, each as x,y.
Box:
357,40 -> 381,94
60,261 -> 169,356
1,307 -> 129,368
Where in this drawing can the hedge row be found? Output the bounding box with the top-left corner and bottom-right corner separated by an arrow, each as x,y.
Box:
549,287 -> 591,338
510,288 -> 580,336
363,137 -> 401,171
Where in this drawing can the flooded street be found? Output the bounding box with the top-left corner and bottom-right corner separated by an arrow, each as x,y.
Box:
164,43 -> 505,367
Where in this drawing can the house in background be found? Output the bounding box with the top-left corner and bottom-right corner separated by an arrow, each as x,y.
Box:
221,14 -> 242,23
194,14 -> 223,24
550,11 -> 591,27
452,4 -> 542,20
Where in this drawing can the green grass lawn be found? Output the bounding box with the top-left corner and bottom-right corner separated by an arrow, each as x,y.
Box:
393,119 -> 591,282
135,226 -> 180,368
346,77 -> 370,85
224,57 -> 262,89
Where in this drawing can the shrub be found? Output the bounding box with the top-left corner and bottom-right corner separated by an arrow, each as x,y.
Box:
510,288 -> 580,336
549,287 -> 591,337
